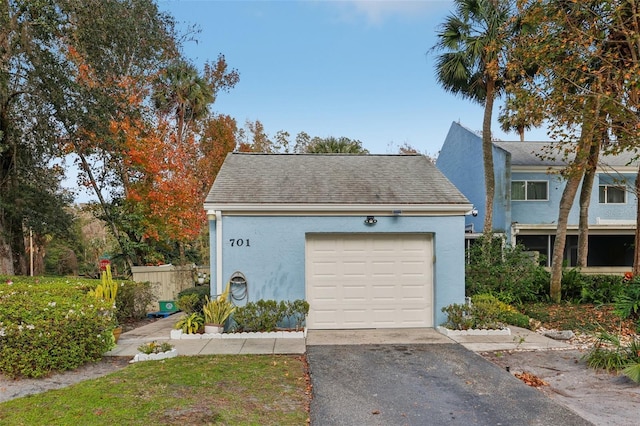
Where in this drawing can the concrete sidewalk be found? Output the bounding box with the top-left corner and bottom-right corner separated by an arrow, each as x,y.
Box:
104,315 -> 306,357
104,315 -> 570,358
447,326 -> 571,352
306,326 -> 570,352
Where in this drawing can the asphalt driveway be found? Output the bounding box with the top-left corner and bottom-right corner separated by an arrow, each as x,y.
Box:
307,343 -> 592,426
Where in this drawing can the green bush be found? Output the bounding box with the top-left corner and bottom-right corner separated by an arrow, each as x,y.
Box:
115,281 -> 155,323
174,312 -> 204,334
614,278 -> 640,322
441,294 -> 532,330
465,237 -> 548,303
0,279 -> 115,378
574,274 -> 625,304
440,303 -> 476,330
177,285 -> 210,313
584,332 -> 640,382
176,293 -> 201,315
283,300 -> 310,330
232,299 -> 309,332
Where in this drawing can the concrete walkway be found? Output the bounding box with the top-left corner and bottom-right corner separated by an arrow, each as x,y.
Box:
105,315 -> 306,357
105,315 -> 569,358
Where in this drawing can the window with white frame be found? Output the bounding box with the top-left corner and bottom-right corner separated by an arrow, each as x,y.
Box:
511,180 -> 548,200
599,176 -> 626,204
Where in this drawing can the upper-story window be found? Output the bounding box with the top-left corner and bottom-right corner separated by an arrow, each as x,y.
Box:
598,181 -> 627,204
511,180 -> 548,201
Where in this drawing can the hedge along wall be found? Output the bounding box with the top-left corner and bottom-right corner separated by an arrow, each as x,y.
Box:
0,278 -> 116,378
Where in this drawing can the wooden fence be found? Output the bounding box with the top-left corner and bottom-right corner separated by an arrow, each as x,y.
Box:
130,265 -> 209,311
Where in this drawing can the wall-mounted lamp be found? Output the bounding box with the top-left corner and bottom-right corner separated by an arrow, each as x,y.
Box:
364,216 -> 377,225
392,210 -> 402,216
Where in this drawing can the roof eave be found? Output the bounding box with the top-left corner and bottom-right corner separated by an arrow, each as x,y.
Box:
204,202 -> 473,215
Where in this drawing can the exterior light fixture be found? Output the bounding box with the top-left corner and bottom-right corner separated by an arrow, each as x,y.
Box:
364,216 -> 377,225
392,210 -> 402,215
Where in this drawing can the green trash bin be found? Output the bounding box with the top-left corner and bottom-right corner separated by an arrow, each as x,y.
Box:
159,300 -> 177,313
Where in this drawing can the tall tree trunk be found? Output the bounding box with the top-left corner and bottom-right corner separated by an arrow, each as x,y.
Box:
75,145 -> 134,272
10,219 -> 25,274
633,164 -> 640,276
577,140 -> 600,267
0,218 -> 13,275
482,78 -> 497,236
550,99 -> 600,302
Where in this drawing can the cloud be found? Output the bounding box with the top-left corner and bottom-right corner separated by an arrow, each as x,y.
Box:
327,0 -> 449,25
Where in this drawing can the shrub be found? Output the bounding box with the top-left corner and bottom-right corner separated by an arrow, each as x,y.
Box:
614,278 -> 640,322
584,332 -> 640,382
115,281 -> 155,323
283,300 -> 310,330
233,300 -> 285,332
176,293 -> 201,315
472,293 -> 532,329
441,294 -> 532,330
440,303 -> 476,330
575,274 -> 625,304
137,341 -> 174,355
0,279 -> 115,378
174,312 -> 204,334
202,284 -> 235,325
177,285 -> 210,313
232,299 -> 309,332
465,236 -> 547,303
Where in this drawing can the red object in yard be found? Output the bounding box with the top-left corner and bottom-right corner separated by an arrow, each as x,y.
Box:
99,259 -> 110,271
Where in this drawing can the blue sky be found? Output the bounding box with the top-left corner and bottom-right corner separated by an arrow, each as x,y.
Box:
157,0 -> 550,156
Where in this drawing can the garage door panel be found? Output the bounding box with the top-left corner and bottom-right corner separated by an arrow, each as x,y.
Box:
306,233 -> 433,329
372,285 -> 396,300
399,286 -> 427,300
343,261 -> 367,276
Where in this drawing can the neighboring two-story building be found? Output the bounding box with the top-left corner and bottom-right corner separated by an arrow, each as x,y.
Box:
437,122 -> 637,268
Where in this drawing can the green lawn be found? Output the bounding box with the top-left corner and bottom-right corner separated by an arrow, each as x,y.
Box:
0,355 -> 310,426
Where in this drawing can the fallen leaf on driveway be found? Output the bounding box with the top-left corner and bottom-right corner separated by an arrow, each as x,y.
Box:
515,371 -> 548,388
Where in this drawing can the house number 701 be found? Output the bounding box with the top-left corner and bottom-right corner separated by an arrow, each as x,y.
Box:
229,239 -> 250,247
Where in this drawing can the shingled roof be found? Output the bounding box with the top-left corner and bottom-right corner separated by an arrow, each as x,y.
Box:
494,141 -> 638,168
204,153 -> 469,207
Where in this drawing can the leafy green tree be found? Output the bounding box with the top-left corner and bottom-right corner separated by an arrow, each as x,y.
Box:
506,0 -> 640,300
432,0 -> 517,235
0,0 -> 80,275
305,136 -> 369,154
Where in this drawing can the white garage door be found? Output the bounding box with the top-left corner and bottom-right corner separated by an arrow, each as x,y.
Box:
305,233 -> 433,329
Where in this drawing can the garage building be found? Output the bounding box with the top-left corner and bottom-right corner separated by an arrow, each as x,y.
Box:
204,153 -> 471,329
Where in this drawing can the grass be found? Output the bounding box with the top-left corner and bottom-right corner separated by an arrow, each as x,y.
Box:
0,355 -> 310,426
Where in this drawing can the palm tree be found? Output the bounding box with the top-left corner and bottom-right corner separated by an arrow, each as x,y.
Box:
432,0 -> 515,235
152,60 -> 214,144
306,137 -> 369,154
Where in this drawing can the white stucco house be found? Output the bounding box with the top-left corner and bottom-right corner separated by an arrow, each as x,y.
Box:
203,153 -> 471,329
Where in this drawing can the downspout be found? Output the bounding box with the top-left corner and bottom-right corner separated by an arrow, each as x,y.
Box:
216,211 -> 223,295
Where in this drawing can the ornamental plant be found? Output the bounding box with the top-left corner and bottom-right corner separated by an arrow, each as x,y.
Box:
90,265 -> 118,307
174,312 -> 204,334
232,299 -> 309,332
137,341 -> 174,355
202,284 -> 235,326
0,279 -> 115,378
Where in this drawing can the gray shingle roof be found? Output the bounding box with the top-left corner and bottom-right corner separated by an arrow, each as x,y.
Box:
494,142 -> 638,167
205,153 -> 469,206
